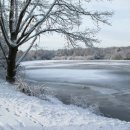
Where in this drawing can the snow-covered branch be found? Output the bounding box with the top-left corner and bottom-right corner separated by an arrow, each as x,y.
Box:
0,0 -> 112,48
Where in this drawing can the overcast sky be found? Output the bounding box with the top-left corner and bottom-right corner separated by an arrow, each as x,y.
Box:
20,0 -> 130,50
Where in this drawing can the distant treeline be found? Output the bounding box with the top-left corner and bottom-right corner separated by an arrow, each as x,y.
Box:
18,46 -> 130,61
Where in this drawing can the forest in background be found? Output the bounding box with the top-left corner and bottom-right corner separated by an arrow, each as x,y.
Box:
17,46 -> 130,61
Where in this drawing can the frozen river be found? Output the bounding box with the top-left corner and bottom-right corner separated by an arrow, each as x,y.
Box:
22,60 -> 130,121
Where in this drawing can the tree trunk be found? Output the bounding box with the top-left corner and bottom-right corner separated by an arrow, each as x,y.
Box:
6,47 -> 18,83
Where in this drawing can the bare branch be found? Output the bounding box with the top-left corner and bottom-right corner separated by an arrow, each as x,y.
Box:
15,0 -> 32,34
16,37 -> 37,67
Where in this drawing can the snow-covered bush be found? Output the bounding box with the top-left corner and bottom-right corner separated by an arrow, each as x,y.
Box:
15,78 -> 55,101
16,79 -> 46,98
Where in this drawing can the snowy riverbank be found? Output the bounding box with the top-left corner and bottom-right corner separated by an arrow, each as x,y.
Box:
0,79 -> 130,130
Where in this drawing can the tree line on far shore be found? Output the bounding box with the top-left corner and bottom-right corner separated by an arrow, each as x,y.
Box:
17,46 -> 130,61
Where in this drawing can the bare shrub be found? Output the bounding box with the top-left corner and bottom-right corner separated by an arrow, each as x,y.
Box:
70,95 -> 101,115
15,78 -> 48,100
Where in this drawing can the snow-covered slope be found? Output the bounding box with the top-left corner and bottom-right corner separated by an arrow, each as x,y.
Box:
0,79 -> 130,130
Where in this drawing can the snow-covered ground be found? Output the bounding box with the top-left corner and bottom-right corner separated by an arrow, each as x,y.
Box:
0,79 -> 130,130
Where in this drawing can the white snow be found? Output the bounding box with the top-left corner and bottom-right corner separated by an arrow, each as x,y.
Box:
0,79 -> 130,130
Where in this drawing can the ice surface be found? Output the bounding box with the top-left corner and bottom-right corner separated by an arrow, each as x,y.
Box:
21,60 -> 130,69
26,68 -> 116,83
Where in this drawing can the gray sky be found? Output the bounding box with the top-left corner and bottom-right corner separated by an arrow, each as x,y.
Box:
20,0 -> 130,50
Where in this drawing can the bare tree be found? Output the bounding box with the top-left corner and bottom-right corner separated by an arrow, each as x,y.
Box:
0,0 -> 112,83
